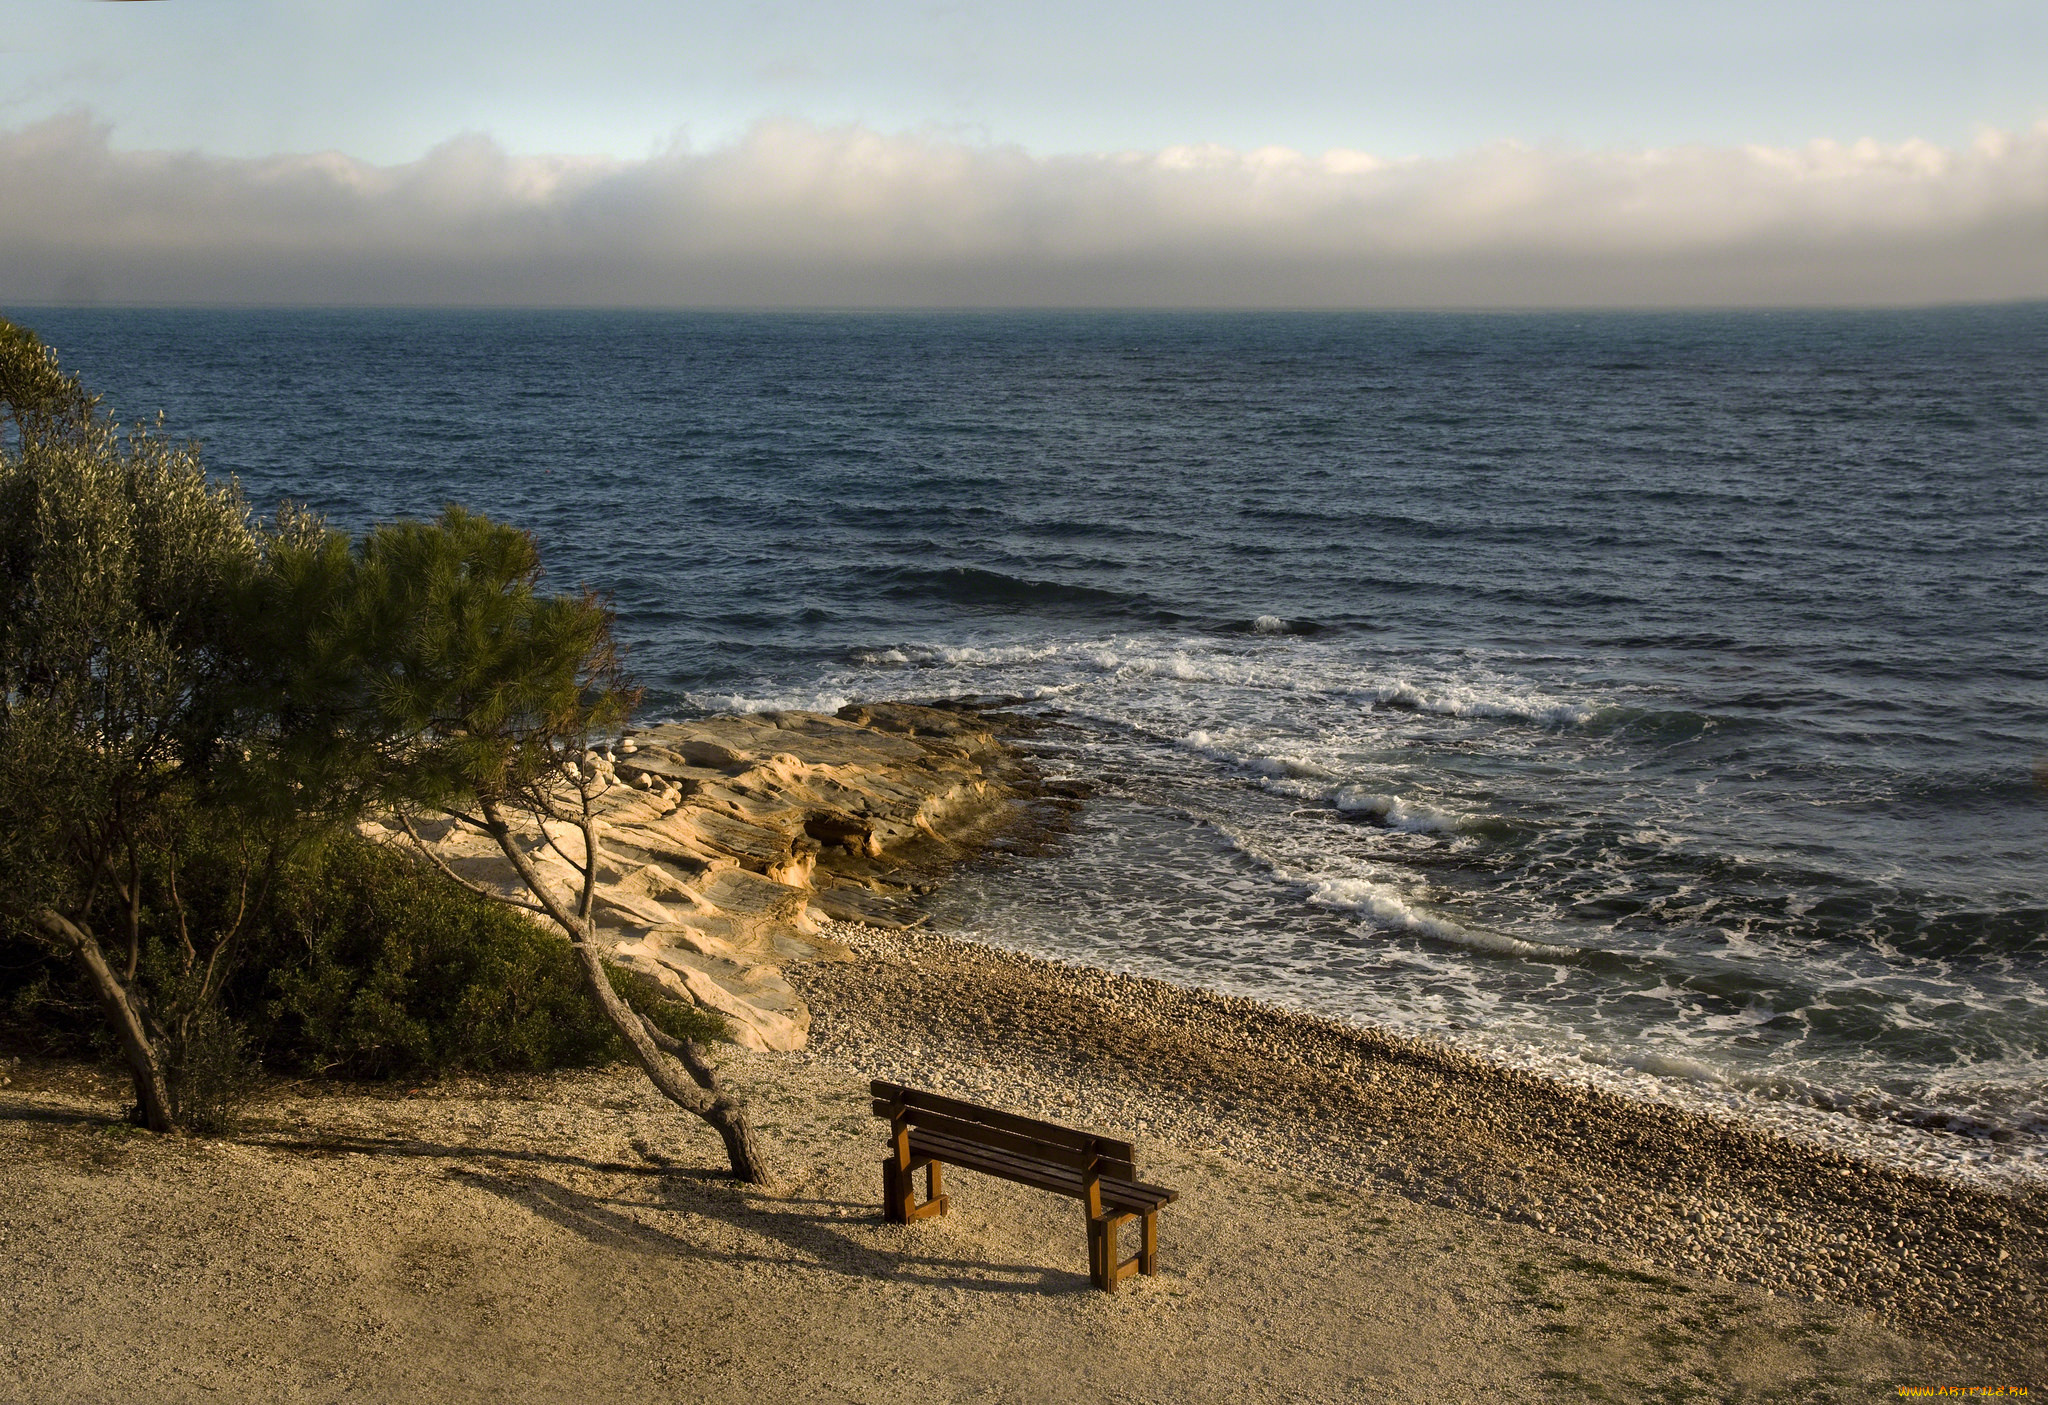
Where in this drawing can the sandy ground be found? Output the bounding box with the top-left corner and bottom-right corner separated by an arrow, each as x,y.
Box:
2,925 -> 2040,1403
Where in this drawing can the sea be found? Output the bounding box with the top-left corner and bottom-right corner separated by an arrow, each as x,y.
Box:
19,305 -> 2047,1186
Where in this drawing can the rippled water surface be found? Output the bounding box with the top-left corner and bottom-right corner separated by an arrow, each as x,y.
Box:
26,306 -> 2048,1180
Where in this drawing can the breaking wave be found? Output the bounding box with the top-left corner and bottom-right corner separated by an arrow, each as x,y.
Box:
1367,680 -> 1596,727
1307,877 -> 1578,958
1329,788 -> 1467,834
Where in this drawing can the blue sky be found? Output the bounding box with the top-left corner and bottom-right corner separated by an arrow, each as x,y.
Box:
11,0 -> 2043,162
3,0 -> 2044,307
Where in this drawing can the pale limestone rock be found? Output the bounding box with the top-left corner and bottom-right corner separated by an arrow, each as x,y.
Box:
366,703 -> 1020,1052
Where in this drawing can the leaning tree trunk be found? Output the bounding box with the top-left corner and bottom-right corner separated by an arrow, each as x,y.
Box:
633,1011 -> 774,1183
566,936 -> 777,1186
477,801 -> 778,1188
35,907 -> 174,1132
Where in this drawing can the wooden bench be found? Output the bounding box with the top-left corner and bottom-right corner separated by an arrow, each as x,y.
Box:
871,1079 -> 1179,1292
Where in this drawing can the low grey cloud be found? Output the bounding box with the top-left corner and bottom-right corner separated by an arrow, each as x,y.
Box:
4,112 -> 2045,308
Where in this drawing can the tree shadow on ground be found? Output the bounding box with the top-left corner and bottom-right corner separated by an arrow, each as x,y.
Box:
251,1128 -> 678,1176
0,1096 -> 128,1128
0,1085 -> 1104,1297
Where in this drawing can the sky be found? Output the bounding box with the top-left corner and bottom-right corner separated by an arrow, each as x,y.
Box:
3,0 -> 2045,308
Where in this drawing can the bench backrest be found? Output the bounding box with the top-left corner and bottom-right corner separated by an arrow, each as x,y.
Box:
871,1079 -> 1138,1181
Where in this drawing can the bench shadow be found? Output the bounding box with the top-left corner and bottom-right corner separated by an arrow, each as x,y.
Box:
461,1166 -> 1089,1295
240,1127 -> 1092,1296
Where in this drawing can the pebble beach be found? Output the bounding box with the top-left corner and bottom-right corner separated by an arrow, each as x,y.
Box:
793,920 -> 2048,1366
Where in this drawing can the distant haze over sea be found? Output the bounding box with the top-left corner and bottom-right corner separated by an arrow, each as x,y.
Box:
24,305 -> 2047,1182
6,117 -> 2048,308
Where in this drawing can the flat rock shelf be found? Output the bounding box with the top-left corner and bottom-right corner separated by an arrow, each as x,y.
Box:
364,702 -> 1029,1050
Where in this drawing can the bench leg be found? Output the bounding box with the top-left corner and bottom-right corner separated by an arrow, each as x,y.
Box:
911,1159 -> 949,1220
1089,1212 -> 1141,1292
1140,1210 -> 1158,1275
883,1155 -> 949,1224
882,1156 -> 910,1224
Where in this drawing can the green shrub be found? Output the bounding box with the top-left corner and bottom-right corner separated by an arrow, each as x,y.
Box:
251,833 -> 620,1077
1,828 -> 730,1081
0,936 -> 99,1058
163,1002 -> 259,1134
606,963 -> 732,1049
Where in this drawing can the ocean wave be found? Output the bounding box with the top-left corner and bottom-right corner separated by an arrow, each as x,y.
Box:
849,641 -> 1069,669
1577,705 -> 1746,744
1245,614 -> 1324,636
1330,787 -> 1467,834
1307,877 -> 1577,957
1180,730 -> 1338,782
1366,680 -> 1596,727
677,686 -> 856,716
871,564 -> 1145,614
1083,647 -> 1271,686
1619,1050 -> 1729,1084
1721,1067 -> 2048,1142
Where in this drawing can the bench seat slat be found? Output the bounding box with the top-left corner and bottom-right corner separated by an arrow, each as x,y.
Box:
908,1128 -> 1178,1214
909,1143 -> 1174,1219
872,1079 -> 1135,1160
877,1102 -> 1137,1177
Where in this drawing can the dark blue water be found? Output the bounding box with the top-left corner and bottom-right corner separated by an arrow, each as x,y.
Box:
19,306 -> 2048,1180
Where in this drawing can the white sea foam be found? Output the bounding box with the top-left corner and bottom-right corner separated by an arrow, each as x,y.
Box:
681,687 -> 856,716
1252,614 -> 1288,634
1330,786 -> 1467,834
1306,877 -> 1576,957
855,641 -> 1068,669
1367,679 -> 1596,727
1621,1050 -> 1730,1084
1086,646 -> 1256,685
1181,730 -> 1338,781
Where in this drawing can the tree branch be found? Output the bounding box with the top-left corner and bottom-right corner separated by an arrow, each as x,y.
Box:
125,841 -> 147,979
574,778 -> 601,923
393,810 -> 548,916
537,822 -> 589,890
476,800 -> 588,940
164,835 -> 196,972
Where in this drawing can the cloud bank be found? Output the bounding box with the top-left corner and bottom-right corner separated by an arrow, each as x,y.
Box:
4,113 -> 2045,308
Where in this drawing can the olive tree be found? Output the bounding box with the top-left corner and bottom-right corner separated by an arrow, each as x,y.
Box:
0,320 -> 94,457
0,322 -> 273,1130
259,507 -> 776,1185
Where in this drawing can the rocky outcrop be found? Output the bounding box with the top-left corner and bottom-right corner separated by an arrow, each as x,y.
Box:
364,703 -> 1023,1052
